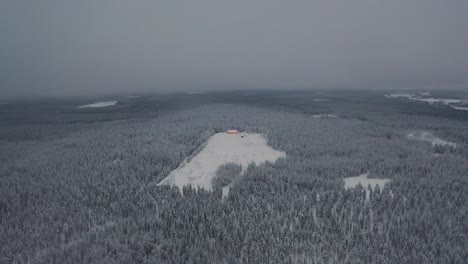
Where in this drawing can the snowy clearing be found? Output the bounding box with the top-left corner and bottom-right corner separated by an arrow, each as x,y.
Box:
311,114 -> 338,118
410,98 -> 466,105
158,133 -> 286,191
344,173 -> 390,201
344,173 -> 390,190
385,93 -> 414,99
385,93 -> 468,111
450,105 -> 468,111
408,131 -> 457,147
79,101 -> 118,108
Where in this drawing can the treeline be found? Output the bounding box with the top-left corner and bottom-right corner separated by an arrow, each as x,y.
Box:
1,100 -> 468,263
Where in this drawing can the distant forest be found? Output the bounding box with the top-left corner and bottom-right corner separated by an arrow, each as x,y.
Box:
1,90 -> 467,263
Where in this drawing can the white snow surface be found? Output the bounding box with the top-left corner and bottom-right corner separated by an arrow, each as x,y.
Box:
311,114 -> 338,118
344,173 -> 390,190
79,101 -> 118,108
344,173 -> 390,201
450,105 -> 468,111
385,93 -> 468,111
158,133 -> 286,191
408,131 -> 457,147
385,93 -> 414,99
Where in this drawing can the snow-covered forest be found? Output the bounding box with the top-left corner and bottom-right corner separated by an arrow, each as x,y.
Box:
1,90 -> 468,263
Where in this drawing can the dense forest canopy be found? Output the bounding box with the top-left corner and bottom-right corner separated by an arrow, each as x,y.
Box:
1,90 -> 467,263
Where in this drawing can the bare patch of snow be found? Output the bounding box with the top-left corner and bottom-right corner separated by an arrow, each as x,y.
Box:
344,173 -> 390,201
450,105 -> 468,111
311,114 -> 338,118
420,91 -> 431,96
385,93 -> 414,99
79,101 -> 118,108
408,131 -> 457,147
344,173 -> 390,190
158,133 -> 286,192
385,93 -> 468,111
410,98 -> 466,105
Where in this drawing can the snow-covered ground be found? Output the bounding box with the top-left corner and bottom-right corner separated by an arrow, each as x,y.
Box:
344,173 -> 390,200
411,98 -> 466,105
385,93 -> 414,99
450,105 -> 468,111
158,133 -> 286,191
78,101 -> 118,108
344,173 -> 390,189
408,131 -> 457,147
385,93 -> 468,111
311,114 -> 338,118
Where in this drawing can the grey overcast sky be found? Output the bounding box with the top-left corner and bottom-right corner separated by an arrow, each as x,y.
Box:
1,0 -> 468,97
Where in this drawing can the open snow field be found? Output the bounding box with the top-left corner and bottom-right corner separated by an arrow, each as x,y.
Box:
450,105 -> 468,111
79,101 -> 118,108
344,173 -> 390,190
344,173 -> 390,200
311,114 -> 338,118
385,93 -> 468,111
408,131 -> 457,147
158,133 -> 286,191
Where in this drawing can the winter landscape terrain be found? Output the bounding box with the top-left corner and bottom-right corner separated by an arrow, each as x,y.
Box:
1,90 -> 468,263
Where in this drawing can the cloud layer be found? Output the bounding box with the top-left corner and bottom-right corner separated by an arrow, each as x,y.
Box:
1,0 -> 468,97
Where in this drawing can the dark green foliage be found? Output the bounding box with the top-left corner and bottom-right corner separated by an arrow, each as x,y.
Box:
212,163 -> 242,188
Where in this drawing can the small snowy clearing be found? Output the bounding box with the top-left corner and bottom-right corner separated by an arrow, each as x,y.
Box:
450,105 -> 468,111
344,173 -> 390,190
408,131 -> 457,147
385,93 -> 414,99
385,93 -> 468,111
311,114 -> 338,118
344,173 -> 390,201
158,133 -> 286,192
79,101 -> 118,108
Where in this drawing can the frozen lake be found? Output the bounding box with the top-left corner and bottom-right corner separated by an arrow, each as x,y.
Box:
158,133 -> 286,191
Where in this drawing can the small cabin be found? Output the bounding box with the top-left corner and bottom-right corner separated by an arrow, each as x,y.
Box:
227,129 -> 239,134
